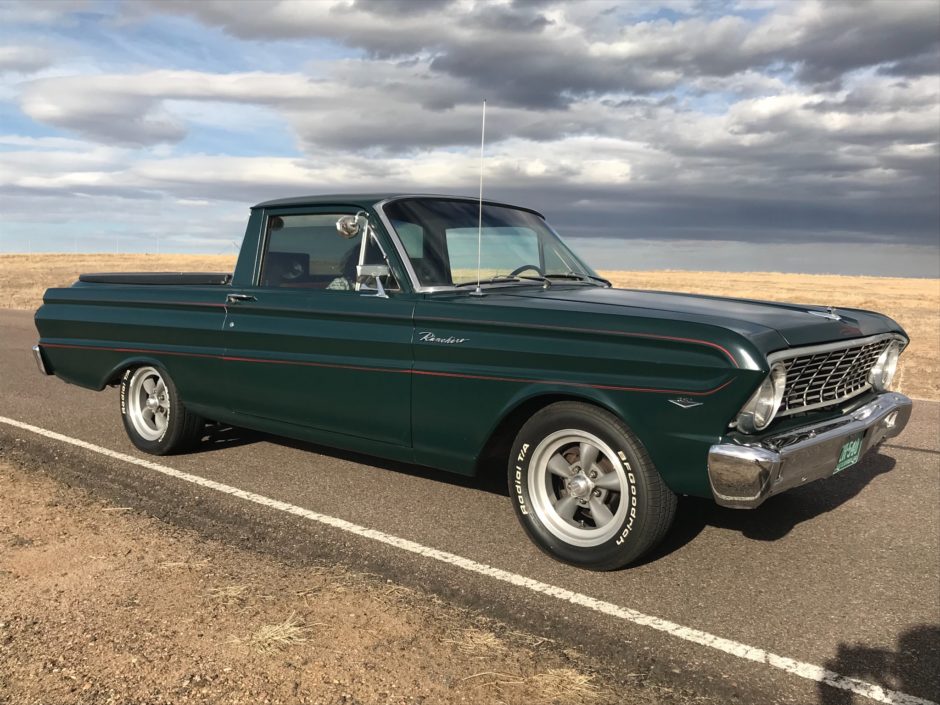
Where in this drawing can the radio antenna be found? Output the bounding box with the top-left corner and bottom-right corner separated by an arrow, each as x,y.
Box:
472,99 -> 486,296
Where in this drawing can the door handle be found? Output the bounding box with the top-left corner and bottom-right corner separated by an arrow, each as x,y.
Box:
226,293 -> 257,304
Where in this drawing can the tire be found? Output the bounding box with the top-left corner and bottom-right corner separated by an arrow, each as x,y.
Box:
120,365 -> 204,455
508,401 -> 677,570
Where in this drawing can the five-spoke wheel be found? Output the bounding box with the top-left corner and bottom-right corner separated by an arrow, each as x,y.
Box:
126,367 -> 170,441
509,401 -> 677,570
529,431 -> 628,547
120,365 -> 203,455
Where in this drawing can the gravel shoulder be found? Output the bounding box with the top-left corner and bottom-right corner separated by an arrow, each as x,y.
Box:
0,459 -> 703,705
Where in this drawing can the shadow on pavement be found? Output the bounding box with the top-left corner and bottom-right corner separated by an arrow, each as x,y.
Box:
192,423 -> 508,495
191,424 -> 264,454
817,624 -> 940,704
190,426 -> 900,559
640,450 -> 897,564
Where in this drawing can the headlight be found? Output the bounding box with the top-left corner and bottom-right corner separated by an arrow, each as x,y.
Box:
736,362 -> 787,433
869,341 -> 901,391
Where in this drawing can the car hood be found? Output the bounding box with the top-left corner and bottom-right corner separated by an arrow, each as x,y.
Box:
496,286 -> 903,348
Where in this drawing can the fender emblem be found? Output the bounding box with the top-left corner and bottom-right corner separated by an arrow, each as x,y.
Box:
669,397 -> 703,409
418,331 -> 468,345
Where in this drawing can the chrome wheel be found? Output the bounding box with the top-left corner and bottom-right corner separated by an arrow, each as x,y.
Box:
126,366 -> 169,441
528,430 -> 629,547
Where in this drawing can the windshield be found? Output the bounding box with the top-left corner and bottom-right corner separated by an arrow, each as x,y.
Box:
381,197 -> 598,289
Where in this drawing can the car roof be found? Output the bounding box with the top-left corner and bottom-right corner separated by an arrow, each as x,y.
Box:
251,193 -> 544,217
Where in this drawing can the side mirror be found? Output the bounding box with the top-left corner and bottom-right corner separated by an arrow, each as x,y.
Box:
336,212 -> 367,239
356,264 -> 390,298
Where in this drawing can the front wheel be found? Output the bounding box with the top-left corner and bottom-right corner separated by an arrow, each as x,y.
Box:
509,402 -> 676,570
120,365 -> 204,455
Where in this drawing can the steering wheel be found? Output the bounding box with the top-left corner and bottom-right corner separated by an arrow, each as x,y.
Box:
509,264 -> 545,278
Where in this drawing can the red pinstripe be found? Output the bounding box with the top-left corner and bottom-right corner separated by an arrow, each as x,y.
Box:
41,343 -> 735,396
418,316 -> 739,367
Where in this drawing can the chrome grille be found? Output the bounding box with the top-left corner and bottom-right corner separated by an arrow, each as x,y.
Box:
776,337 -> 894,416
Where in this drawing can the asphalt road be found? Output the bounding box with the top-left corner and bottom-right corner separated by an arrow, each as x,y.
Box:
2,308 -> 938,705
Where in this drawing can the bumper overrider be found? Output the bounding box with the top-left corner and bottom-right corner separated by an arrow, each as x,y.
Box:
708,392 -> 912,509
33,344 -> 52,376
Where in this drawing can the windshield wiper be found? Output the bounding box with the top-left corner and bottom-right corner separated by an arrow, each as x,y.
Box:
545,273 -> 611,287
453,274 -> 550,288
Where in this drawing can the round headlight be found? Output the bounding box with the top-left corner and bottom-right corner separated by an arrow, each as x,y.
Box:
736,362 -> 787,433
869,342 -> 901,391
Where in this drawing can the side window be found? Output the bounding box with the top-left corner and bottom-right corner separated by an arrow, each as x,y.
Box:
260,213 -> 361,291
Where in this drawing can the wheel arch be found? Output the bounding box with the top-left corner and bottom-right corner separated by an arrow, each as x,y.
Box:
101,355 -> 169,388
475,388 -> 627,477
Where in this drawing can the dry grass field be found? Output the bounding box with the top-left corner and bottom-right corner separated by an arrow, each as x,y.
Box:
0,254 -> 238,310
1,254 -> 936,399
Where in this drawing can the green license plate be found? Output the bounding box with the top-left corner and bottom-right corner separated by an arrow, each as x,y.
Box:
834,435 -> 863,474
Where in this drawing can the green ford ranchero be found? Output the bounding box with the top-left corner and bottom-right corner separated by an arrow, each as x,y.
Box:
33,194 -> 912,570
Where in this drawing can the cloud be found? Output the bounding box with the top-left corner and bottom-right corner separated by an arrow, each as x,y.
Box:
141,0 -> 940,106
352,0 -> 457,16
7,58 -> 938,246
1,115 -> 935,246
0,0 -> 936,272
741,0 -> 940,84
0,45 -> 54,74
0,0 -> 89,25
878,52 -> 940,78
17,70 -> 321,145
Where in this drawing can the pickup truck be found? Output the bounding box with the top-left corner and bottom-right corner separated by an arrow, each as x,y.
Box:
33,193 -> 913,570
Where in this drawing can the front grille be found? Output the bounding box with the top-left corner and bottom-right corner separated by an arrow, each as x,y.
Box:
776,337 -> 894,416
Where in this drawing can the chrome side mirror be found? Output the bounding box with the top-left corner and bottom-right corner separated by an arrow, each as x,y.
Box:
336,212 -> 368,239
357,264 -> 390,299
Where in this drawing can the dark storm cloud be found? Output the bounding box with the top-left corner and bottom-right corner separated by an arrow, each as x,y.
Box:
4,0 -> 938,264
353,0 -> 456,16
771,1 -> 940,85
428,42 -> 672,109
465,5 -> 553,32
146,0 -> 940,108
497,179 -> 940,247
879,52 -> 940,78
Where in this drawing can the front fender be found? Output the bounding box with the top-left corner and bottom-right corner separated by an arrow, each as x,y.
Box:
479,374 -> 760,498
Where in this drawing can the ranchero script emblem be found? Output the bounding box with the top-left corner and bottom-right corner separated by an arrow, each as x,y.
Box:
418,331 -> 468,345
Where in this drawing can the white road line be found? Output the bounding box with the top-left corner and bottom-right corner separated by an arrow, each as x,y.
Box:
0,415 -> 934,705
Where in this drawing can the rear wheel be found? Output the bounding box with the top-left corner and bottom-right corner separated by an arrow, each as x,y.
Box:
509,402 -> 676,570
120,366 -> 203,455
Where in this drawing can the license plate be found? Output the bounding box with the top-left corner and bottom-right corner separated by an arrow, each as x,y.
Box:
834,435 -> 863,474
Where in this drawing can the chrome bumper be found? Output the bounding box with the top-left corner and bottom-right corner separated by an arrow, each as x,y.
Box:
708,392 -> 912,509
32,344 -> 51,376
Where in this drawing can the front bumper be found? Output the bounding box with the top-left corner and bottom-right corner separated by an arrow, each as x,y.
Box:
708,392 -> 912,509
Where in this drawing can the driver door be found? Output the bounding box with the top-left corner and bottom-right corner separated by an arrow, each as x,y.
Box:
222,207 -> 414,446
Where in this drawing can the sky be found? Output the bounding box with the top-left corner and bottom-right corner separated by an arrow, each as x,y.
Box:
0,0 -> 938,276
